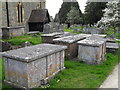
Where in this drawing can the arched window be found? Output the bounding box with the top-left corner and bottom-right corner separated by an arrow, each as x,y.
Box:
17,2 -> 24,23
40,2 -> 42,9
40,1 -> 46,9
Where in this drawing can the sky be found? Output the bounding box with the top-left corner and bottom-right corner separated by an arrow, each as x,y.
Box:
46,0 -> 88,18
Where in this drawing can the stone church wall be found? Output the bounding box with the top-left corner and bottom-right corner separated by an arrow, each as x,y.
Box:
1,1 -> 45,34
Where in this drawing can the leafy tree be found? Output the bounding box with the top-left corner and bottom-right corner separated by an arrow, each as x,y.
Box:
66,6 -> 83,25
57,0 -> 82,24
96,1 -> 120,28
84,2 -> 107,25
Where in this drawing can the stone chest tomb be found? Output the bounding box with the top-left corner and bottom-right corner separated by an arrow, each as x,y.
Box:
77,35 -> 106,64
53,34 -> 91,59
41,32 -> 64,44
2,26 -> 25,39
41,32 -> 75,44
2,44 -> 67,89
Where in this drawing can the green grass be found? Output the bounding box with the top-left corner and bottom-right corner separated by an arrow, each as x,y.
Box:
1,53 -> 119,89
116,33 -> 120,39
46,53 -> 119,88
64,27 -> 81,34
2,33 -> 43,46
106,27 -> 120,39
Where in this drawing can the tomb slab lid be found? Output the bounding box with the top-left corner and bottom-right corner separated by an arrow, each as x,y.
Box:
53,34 -> 91,44
2,44 -> 67,62
106,42 -> 119,49
77,39 -> 105,47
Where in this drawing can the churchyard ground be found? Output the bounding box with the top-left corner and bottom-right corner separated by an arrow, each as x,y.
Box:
0,27 -> 120,88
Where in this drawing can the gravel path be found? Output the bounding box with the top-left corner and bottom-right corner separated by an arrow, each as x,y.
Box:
100,64 -> 119,89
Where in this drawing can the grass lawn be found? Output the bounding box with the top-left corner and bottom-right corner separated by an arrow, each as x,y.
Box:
106,27 -> 120,39
47,53 -> 119,88
2,33 -> 43,46
64,27 -> 81,34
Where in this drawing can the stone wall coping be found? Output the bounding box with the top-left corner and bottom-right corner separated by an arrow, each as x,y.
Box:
53,34 -> 91,44
2,44 -> 67,62
2,26 -> 25,29
77,39 -> 105,47
41,32 -> 65,37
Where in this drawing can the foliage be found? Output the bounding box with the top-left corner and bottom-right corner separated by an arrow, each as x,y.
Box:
96,1 -> 120,28
84,2 -> 107,25
57,0 -> 82,24
66,6 -> 83,25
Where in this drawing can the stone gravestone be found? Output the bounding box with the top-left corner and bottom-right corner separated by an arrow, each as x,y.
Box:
0,41 -> 12,52
110,34 -> 116,39
74,29 -> 80,33
69,25 -> 73,29
73,24 -> 77,27
74,28 -> 78,32
49,22 -> 54,33
77,29 -> 80,32
82,27 -> 86,33
116,27 -> 120,33
64,24 -> 67,28
91,28 -> 95,34
51,23 -> 59,32
43,24 -> 53,34
59,24 -> 64,32
52,28 -> 56,33
88,28 -> 91,34
86,28 -> 89,34
55,23 -> 60,32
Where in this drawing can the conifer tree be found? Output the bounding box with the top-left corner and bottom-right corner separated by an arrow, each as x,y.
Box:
84,1 -> 107,25
57,0 -> 82,24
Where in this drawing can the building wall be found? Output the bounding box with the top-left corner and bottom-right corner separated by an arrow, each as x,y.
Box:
1,1 -> 46,34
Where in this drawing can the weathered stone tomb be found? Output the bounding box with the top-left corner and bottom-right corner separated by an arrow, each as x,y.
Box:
41,32 -> 64,44
77,35 -> 106,64
2,26 -> 25,39
2,44 -> 67,89
41,32 -> 76,44
53,34 -> 91,59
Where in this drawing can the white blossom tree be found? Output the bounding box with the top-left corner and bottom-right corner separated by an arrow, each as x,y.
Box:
96,0 -> 120,29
